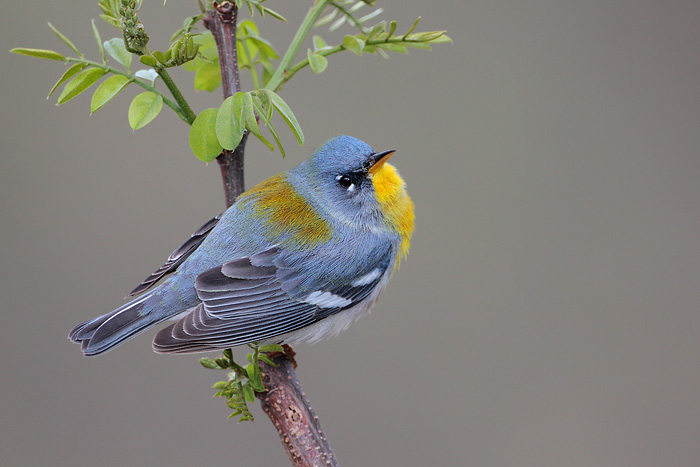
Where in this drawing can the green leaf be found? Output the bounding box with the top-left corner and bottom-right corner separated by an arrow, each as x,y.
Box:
199,357 -> 220,369
268,90 -> 304,146
195,39 -> 218,62
230,92 -> 247,135
48,22 -> 82,57
404,42 -> 432,50
189,108 -> 223,162
261,6 -> 287,22
249,374 -> 264,392
249,35 -> 279,60
237,42 -> 250,70
242,384 -> 255,403
128,92 -> 163,130
314,9 -> 338,28
216,96 -> 245,151
424,33 -> 452,43
10,48 -> 65,61
100,14 -> 121,29
242,92 -> 262,136
357,8 -> 384,25
239,19 -> 259,35
57,68 -> 107,105
139,55 -> 158,67
152,50 -> 167,65
307,49 -> 328,74
258,344 -> 284,353
47,63 -> 86,98
367,22 -> 386,40
92,19 -> 106,64
312,35 -> 331,52
403,17 -> 421,38
194,60 -> 222,92
329,15 -> 348,32
249,96 -> 274,151
91,75 -> 130,113
342,35 -> 365,55
266,120 -> 286,158
215,357 -> 229,368
388,21 -> 398,37
407,31 -> 449,42
257,90 -> 273,122
104,38 -> 132,70
212,381 -> 228,389
245,362 -> 259,381
257,354 -> 275,366
376,42 -> 408,53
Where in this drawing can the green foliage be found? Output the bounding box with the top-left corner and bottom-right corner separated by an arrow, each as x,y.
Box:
48,22 -> 83,58
307,48 -> 328,73
92,19 -> 107,64
189,108 -> 223,162
305,12 -> 451,65
128,92 -> 163,129
91,75 -> 131,113
199,344 -> 284,422
10,48 -> 65,61
57,68 -> 107,105
235,0 -> 287,22
48,63 -> 87,98
12,0 -> 448,167
99,0 -> 122,29
104,38 -> 132,70
183,20 -> 280,93
191,89 -> 302,160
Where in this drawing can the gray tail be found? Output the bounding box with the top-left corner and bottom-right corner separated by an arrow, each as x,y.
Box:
68,292 -> 165,356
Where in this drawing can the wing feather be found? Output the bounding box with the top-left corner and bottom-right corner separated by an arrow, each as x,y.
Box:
152,245 -> 392,353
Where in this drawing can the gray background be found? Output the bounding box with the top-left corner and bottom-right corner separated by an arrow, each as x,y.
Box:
2,1 -> 699,466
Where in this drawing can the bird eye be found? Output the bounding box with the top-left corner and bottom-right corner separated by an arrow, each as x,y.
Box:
337,175 -> 353,189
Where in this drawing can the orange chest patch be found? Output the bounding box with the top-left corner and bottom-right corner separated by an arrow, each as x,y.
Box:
238,174 -> 332,247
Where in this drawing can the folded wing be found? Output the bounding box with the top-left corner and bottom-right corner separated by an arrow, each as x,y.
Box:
153,245 -> 389,353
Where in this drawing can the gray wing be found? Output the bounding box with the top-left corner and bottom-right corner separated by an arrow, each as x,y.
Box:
152,245 -> 391,353
127,214 -> 223,297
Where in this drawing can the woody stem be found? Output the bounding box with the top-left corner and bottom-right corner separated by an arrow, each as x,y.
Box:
204,0 -> 245,206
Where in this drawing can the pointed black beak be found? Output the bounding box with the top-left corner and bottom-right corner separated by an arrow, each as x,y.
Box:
368,150 -> 396,174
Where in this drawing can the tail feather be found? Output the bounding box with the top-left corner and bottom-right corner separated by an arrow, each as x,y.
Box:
69,292 -> 167,356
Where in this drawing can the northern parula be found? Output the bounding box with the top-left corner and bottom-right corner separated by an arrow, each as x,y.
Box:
69,136 -> 414,355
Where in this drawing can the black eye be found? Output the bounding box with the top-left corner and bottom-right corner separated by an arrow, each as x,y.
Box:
338,175 -> 352,188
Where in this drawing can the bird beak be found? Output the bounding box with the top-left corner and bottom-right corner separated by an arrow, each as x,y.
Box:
368,150 -> 396,175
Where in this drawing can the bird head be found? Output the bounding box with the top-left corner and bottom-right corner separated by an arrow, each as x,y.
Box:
291,136 -> 414,254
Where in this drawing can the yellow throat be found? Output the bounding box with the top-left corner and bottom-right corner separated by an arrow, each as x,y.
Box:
372,162 -> 415,262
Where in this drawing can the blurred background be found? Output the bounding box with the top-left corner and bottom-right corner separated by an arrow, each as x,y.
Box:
2,1 -> 699,466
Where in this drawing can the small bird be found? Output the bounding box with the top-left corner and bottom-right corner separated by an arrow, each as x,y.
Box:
69,136 -> 414,355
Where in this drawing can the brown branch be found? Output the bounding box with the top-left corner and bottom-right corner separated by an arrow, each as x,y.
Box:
204,0 -> 245,206
204,3 -> 339,465
259,347 -> 339,467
